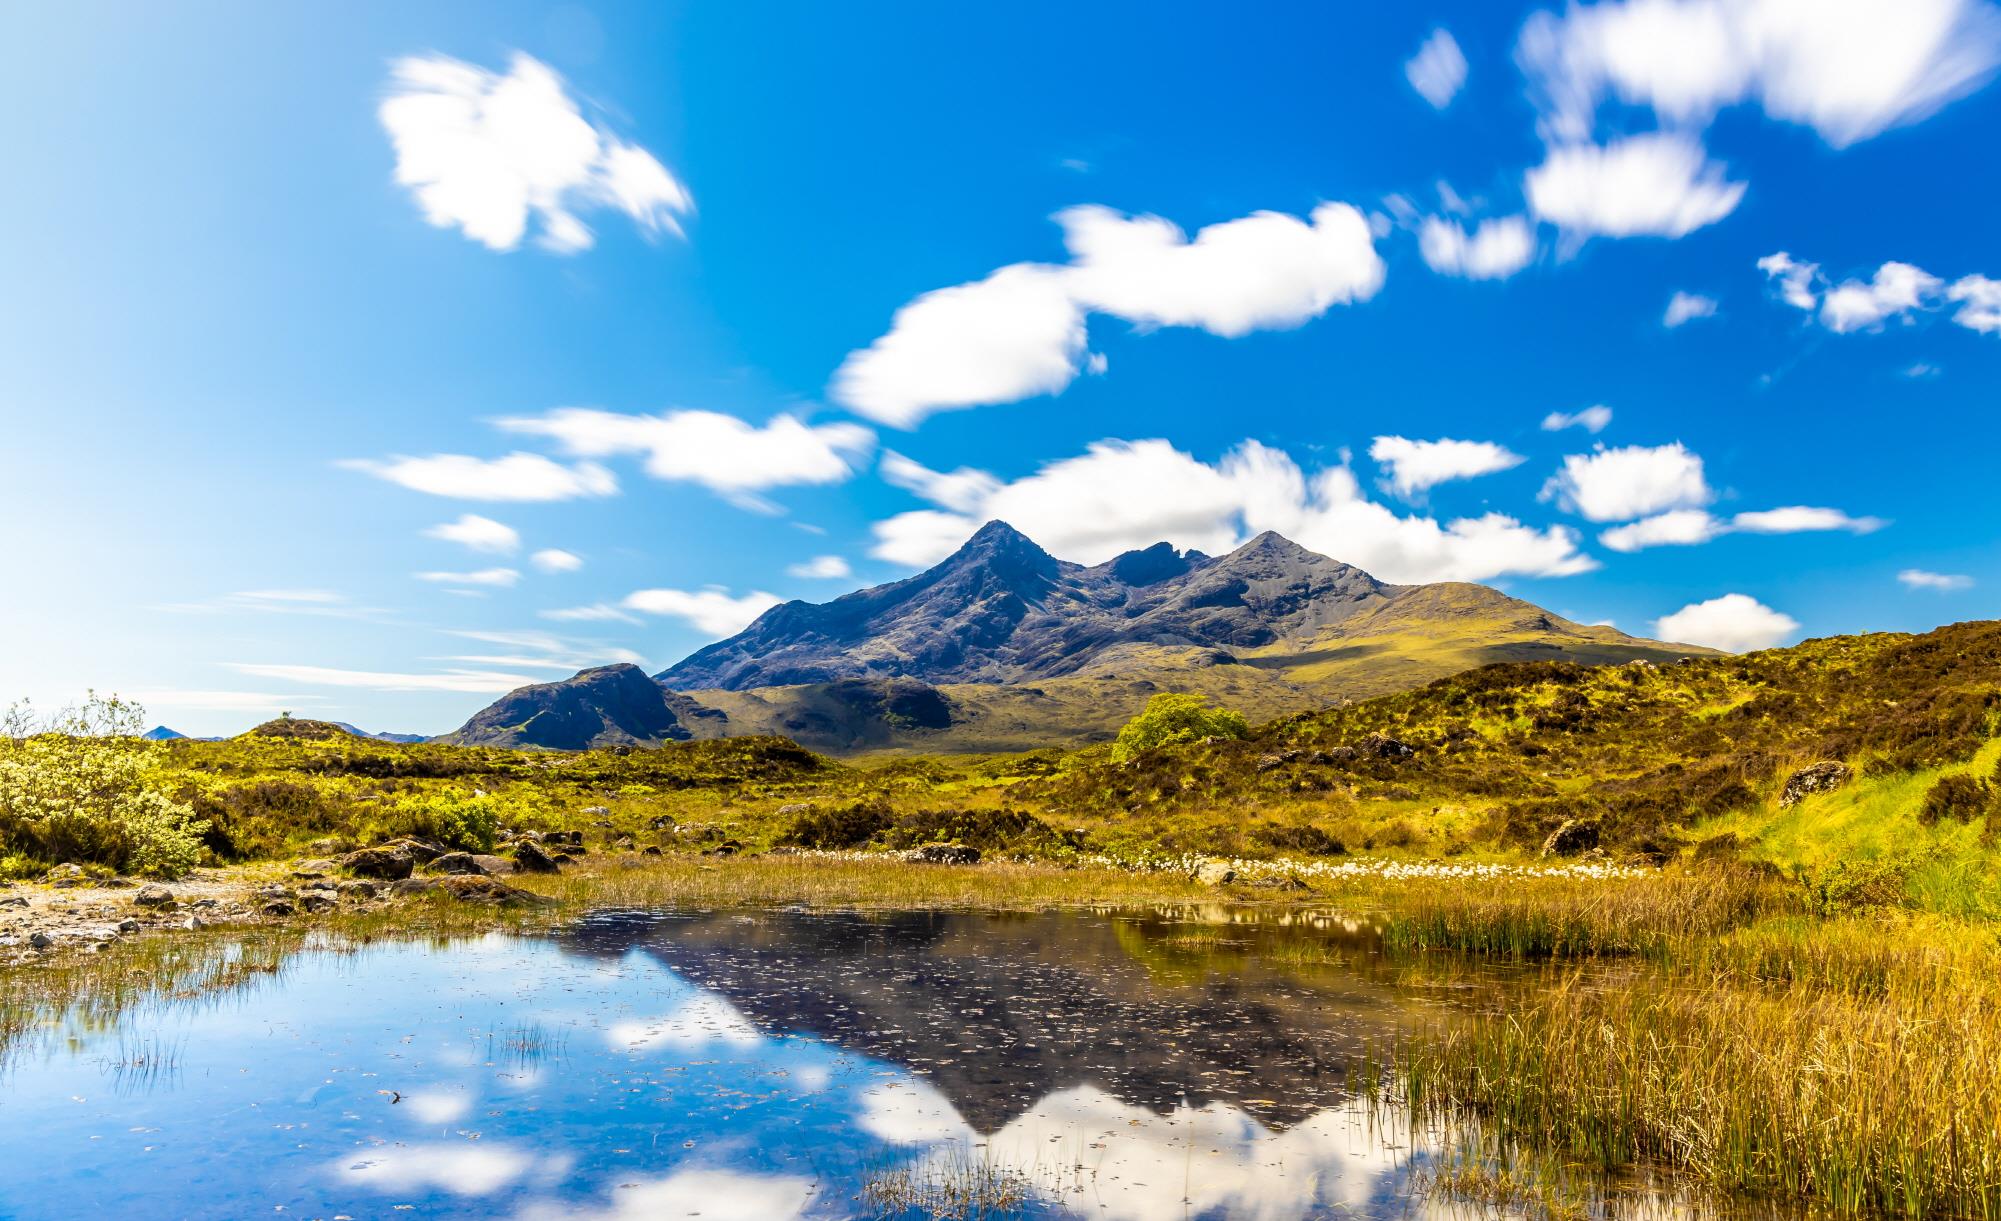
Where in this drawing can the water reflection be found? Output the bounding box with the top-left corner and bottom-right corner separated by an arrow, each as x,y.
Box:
0,908 -> 1755,1220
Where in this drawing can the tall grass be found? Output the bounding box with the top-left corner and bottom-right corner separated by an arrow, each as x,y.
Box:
1393,910 -> 2001,1218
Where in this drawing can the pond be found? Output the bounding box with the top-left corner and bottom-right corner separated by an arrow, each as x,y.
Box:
0,906 -> 1745,1220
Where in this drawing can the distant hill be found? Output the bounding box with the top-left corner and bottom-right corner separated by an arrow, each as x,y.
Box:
327,722 -> 428,744
451,521 -> 1710,753
142,725 -> 186,741
438,663 -> 725,750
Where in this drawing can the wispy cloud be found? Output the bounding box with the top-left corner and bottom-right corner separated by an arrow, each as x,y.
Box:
226,664 -> 540,693
340,453 -> 617,502
1899,568 -> 1974,591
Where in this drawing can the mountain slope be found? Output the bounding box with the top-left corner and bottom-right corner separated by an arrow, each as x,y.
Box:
440,663 -> 724,750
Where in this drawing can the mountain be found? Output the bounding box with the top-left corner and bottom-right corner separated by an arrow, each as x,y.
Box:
327,722 -> 428,744
439,663 -> 725,750
142,725 -> 186,741
451,522 -> 1707,753
659,522 -> 1393,689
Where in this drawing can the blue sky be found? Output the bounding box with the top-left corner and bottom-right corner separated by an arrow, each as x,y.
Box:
4,0 -> 1999,735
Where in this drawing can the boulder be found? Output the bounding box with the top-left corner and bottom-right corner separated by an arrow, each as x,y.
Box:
1195,860 -> 1237,886
337,879 -> 383,899
429,852 -> 480,874
341,846 -> 415,880
133,884 -> 175,908
701,840 -> 743,857
430,875 -> 558,907
28,931 -> 53,949
299,892 -> 337,914
116,918 -> 140,934
181,915 -> 205,931
1362,733 -> 1416,760
511,842 -> 562,874
290,859 -> 337,879
261,900 -> 295,917
382,837 -> 447,865
254,883 -> 293,902
43,864 -> 87,888
1256,750 -> 1301,773
1540,818 -> 1601,858
903,843 -> 980,865
1780,761 -> 1852,808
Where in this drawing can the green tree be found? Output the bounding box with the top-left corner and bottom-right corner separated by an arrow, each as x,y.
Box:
1110,693 -> 1249,763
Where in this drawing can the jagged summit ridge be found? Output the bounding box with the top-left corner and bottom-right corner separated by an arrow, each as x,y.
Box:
656,521 -> 1396,691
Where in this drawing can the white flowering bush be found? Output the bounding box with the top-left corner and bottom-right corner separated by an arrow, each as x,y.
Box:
0,694 -> 209,878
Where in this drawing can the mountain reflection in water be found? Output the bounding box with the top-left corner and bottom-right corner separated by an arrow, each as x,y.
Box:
0,906 -> 1746,1220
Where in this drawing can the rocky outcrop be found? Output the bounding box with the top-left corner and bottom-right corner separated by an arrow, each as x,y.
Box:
1540,819 -> 1601,858
1781,761 -> 1852,807
340,846 -> 415,880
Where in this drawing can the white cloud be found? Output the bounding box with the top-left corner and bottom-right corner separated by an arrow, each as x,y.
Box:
1417,215 -> 1536,279
1732,505 -> 1885,534
1406,29 -> 1469,108
1764,255 -> 2001,335
871,440 -> 1594,584
424,513 -> 520,554
1517,0 -> 2001,149
517,1169 -> 813,1221
832,203 -> 1383,426
831,263 -> 1088,429
1369,436 -> 1525,497
879,452 -> 1004,513
233,588 -> 343,604
226,664 -> 539,693
121,690 -> 327,713
1541,404 -> 1613,433
1899,568 -> 1974,591
1601,504 -> 1884,551
1819,262 -> 1942,332
786,555 -> 852,580
1947,274 -> 2001,332
496,408 -> 874,508
1543,442 -> 1712,521
1525,133 -> 1745,237
623,587 -> 782,637
1600,509 -> 1724,552
337,1144 -> 542,1197
415,567 -> 521,588
1758,251 -> 1820,310
607,995 -> 762,1050
341,452 -> 617,502
379,52 -> 692,253
530,548 -> 583,573
1654,593 -> 1799,652
539,602 -> 640,625
1664,290 -> 1719,326
1061,202 -> 1385,336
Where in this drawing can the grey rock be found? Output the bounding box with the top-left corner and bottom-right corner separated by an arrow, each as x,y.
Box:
116,918 -> 140,934
511,842 -> 561,874
133,884 -> 175,908
340,846 -> 415,880
299,892 -> 336,913
1362,733 -> 1416,759
260,900 -> 294,917
182,915 -> 206,931
28,931 -> 53,949
1194,861 -> 1237,887
1780,761 -> 1852,808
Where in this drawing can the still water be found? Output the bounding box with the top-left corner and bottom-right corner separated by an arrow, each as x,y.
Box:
0,908 -> 1703,1220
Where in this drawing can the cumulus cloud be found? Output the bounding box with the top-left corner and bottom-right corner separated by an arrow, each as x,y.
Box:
1417,215 -> 1536,279
1542,442 -> 1712,521
414,567 -> 521,588
1599,509 -> 1724,552
832,203 -> 1383,426
786,555 -> 852,579
378,52 -> 692,253
1369,436 -> 1525,498
496,408 -> 874,509
1900,568 -> 1974,591
1949,274 -> 2001,332
424,513 -> 520,554
1654,593 -> 1799,652
879,452 -> 1004,513
872,439 -> 1593,584
1517,0 -> 2001,149
516,1169 -> 813,1221
1541,404 -> 1613,433
1760,253 -> 2001,334
340,452 -> 617,501
1664,291 -> 1719,326
831,263 -> 1089,429
530,548 -> 583,573
1525,133 -> 1744,237
1602,504 -> 1883,551
622,587 -> 782,637
1732,506 -> 1886,534
1406,28 -> 1470,108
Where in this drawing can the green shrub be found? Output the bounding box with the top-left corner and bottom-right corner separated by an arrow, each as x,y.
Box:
1109,693 -> 1249,763
777,800 -> 893,849
387,791 -> 501,852
0,736 -> 208,878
